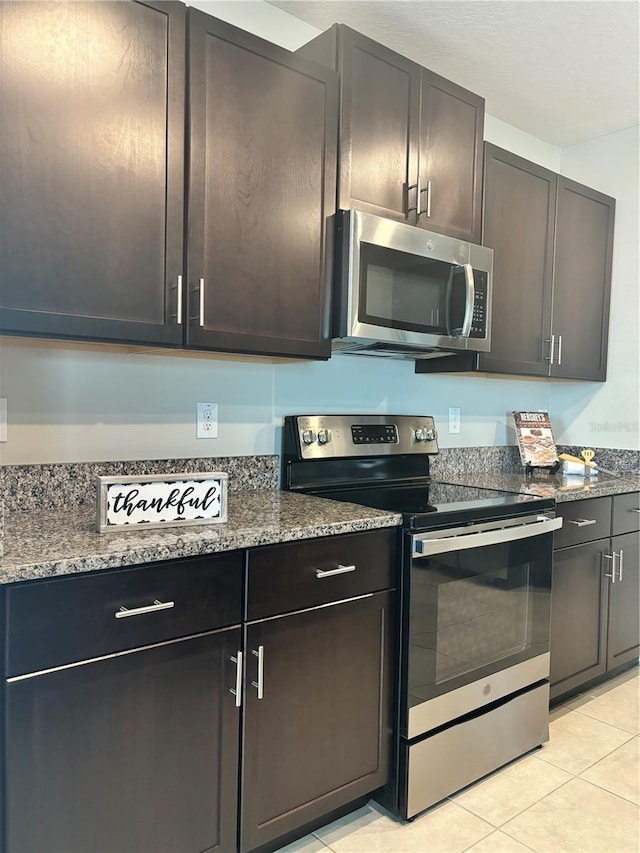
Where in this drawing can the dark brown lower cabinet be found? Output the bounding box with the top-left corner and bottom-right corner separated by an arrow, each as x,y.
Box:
607,532 -> 640,671
240,591 -> 395,853
550,512 -> 640,702
550,541 -> 608,700
5,628 -> 241,853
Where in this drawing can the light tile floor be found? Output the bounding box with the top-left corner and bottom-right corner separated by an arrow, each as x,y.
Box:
277,666 -> 639,853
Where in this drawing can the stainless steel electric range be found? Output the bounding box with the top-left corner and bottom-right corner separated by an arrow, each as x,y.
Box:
282,414 -> 562,819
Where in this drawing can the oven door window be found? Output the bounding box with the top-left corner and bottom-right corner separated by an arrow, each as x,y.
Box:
359,243 -> 470,336
407,532 -> 552,709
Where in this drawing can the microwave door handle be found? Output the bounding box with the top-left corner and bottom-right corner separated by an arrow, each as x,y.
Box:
461,263 -> 475,338
445,265 -> 454,335
445,264 -> 475,337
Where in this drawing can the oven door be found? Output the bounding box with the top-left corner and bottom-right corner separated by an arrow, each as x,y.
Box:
403,513 -> 562,738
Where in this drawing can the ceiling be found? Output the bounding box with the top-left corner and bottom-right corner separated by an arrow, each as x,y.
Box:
267,0 -> 639,148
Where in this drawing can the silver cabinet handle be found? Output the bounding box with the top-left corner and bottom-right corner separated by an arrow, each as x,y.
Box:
115,599 -> 175,619
568,518 -> 597,527
617,549 -> 624,582
316,564 -> 356,578
230,651 -> 243,708
545,334 -> 555,365
631,509 -> 640,513
423,179 -> 432,218
252,646 -> 264,700
557,334 -> 563,366
191,278 -> 205,326
172,275 -> 183,325
407,179 -> 421,216
603,553 -> 616,582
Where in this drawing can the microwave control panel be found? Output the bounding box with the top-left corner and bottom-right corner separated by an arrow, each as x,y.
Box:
469,272 -> 488,339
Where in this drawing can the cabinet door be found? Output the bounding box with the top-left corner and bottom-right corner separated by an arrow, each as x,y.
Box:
607,532 -> 640,671
550,541 -> 609,700
478,145 -> 556,376
338,27 -> 421,222
418,70 -> 484,242
186,11 -> 337,359
0,1 -> 185,347
240,591 -> 395,852
5,628 -> 241,853
551,178 -> 615,381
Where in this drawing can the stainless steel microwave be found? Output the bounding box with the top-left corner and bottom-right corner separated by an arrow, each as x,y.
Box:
332,209 -> 493,359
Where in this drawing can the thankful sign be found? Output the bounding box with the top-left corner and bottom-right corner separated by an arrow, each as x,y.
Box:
96,472 -> 228,532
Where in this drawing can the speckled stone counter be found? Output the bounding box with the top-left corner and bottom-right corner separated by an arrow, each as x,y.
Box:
436,471 -> 640,503
0,490 -> 402,585
0,455 -> 280,512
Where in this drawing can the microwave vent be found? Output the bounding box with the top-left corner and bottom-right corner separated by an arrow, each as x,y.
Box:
332,341 -> 460,360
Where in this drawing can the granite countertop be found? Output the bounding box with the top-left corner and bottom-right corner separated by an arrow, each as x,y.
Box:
437,471 -> 640,503
0,490 -> 402,585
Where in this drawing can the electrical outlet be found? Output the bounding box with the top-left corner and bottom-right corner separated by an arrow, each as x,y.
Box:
0,398 -> 6,442
448,407 -> 461,434
196,402 -> 218,439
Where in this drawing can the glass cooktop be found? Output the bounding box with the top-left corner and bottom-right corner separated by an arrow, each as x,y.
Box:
315,481 -> 555,529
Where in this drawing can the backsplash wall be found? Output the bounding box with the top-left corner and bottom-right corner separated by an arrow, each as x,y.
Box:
0,1 -> 637,466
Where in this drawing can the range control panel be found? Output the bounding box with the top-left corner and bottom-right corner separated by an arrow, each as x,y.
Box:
288,414 -> 439,460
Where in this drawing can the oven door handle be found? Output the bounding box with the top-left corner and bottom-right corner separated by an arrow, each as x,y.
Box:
412,515 -> 563,557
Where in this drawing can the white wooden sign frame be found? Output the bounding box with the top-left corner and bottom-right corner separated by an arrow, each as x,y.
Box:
96,472 -> 228,533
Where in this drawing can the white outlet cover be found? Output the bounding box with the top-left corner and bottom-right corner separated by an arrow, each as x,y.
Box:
197,402 -> 218,439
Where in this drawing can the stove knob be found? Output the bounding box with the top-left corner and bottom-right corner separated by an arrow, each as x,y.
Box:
425,428 -> 437,442
301,429 -> 317,445
317,428 -> 331,445
414,428 -> 428,442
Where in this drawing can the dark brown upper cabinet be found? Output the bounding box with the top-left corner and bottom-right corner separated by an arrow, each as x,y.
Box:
419,145 -> 615,381
418,70 -> 484,242
478,144 -> 557,376
0,1 -> 186,347
478,144 -> 615,382
0,2 -> 338,360
551,178 -> 614,381
185,11 -> 337,360
298,24 -> 484,242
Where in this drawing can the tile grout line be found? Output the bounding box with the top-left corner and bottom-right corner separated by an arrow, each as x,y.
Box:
536,727 -> 637,776
570,705 -> 640,736
575,772 -> 640,808
452,771 -> 577,836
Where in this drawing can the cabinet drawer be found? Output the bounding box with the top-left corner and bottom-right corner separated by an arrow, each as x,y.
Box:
6,552 -> 243,677
246,528 -> 398,620
612,492 -> 640,536
554,498 -> 612,549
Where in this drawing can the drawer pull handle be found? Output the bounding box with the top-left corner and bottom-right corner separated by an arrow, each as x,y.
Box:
316,564 -> 356,579
567,519 -> 597,527
115,599 -> 175,619
631,509 -> 640,513
230,651 -> 243,708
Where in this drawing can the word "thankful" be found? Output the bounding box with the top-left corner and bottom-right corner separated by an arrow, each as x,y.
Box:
111,485 -> 220,518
